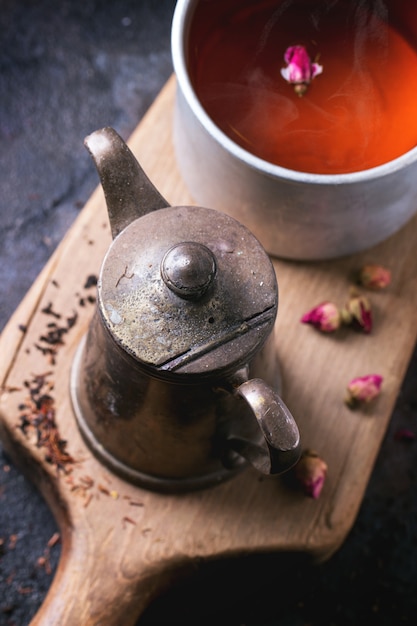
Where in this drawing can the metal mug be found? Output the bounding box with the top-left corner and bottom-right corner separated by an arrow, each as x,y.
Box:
171,0 -> 417,260
70,127 -> 300,492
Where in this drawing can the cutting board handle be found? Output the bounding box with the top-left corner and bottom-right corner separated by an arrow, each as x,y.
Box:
30,526 -> 172,626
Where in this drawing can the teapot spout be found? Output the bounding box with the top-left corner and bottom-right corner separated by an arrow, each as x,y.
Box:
84,127 -> 169,239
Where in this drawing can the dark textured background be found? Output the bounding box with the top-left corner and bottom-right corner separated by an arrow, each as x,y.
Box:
1,1 -> 417,624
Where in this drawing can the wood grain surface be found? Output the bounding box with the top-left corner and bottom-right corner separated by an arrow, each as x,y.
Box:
1,75 -> 417,625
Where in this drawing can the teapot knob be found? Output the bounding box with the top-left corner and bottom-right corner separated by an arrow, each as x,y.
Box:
161,242 -> 217,300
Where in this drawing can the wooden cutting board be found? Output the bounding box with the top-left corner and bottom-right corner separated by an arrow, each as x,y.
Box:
1,75 -> 417,625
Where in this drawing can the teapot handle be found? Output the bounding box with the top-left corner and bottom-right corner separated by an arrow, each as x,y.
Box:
228,378 -> 301,475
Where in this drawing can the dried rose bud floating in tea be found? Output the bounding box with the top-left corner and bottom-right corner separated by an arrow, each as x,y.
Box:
280,45 -> 323,96
188,0 -> 417,174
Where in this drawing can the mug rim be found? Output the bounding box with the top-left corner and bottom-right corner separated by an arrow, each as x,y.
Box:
171,0 -> 417,186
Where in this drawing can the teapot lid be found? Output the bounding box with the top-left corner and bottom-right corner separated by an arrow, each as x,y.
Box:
98,205 -> 277,379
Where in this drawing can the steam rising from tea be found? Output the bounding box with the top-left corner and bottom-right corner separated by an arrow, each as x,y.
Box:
189,0 -> 417,174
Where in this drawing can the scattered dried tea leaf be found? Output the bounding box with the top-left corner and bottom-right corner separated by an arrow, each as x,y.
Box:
84,274 -> 98,289
41,302 -> 61,319
18,372 -> 74,471
47,532 -> 61,548
37,555 -> 52,575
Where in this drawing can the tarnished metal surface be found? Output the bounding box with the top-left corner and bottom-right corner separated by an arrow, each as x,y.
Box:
161,241 -> 216,300
84,127 -> 169,238
99,204 -> 277,378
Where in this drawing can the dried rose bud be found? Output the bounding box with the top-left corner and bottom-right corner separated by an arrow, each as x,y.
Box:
300,301 -> 341,333
281,45 -> 323,96
358,264 -> 391,290
394,428 -> 416,442
345,374 -> 383,408
294,449 -> 328,499
341,289 -> 372,333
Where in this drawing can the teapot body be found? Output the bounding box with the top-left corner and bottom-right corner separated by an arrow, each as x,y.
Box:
71,310 -> 281,491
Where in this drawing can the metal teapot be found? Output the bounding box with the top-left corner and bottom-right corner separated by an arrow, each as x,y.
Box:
70,127 -> 300,492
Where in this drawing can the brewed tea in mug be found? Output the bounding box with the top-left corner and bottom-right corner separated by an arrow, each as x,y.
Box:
188,0 -> 417,174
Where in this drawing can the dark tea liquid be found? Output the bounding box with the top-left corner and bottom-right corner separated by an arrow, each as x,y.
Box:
189,0 -> 417,174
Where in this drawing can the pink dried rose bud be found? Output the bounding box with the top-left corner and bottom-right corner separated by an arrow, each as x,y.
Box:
300,301 -> 341,333
394,428 -> 416,442
281,45 -> 323,96
341,290 -> 372,333
358,264 -> 391,290
345,374 -> 383,408
294,449 -> 328,499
